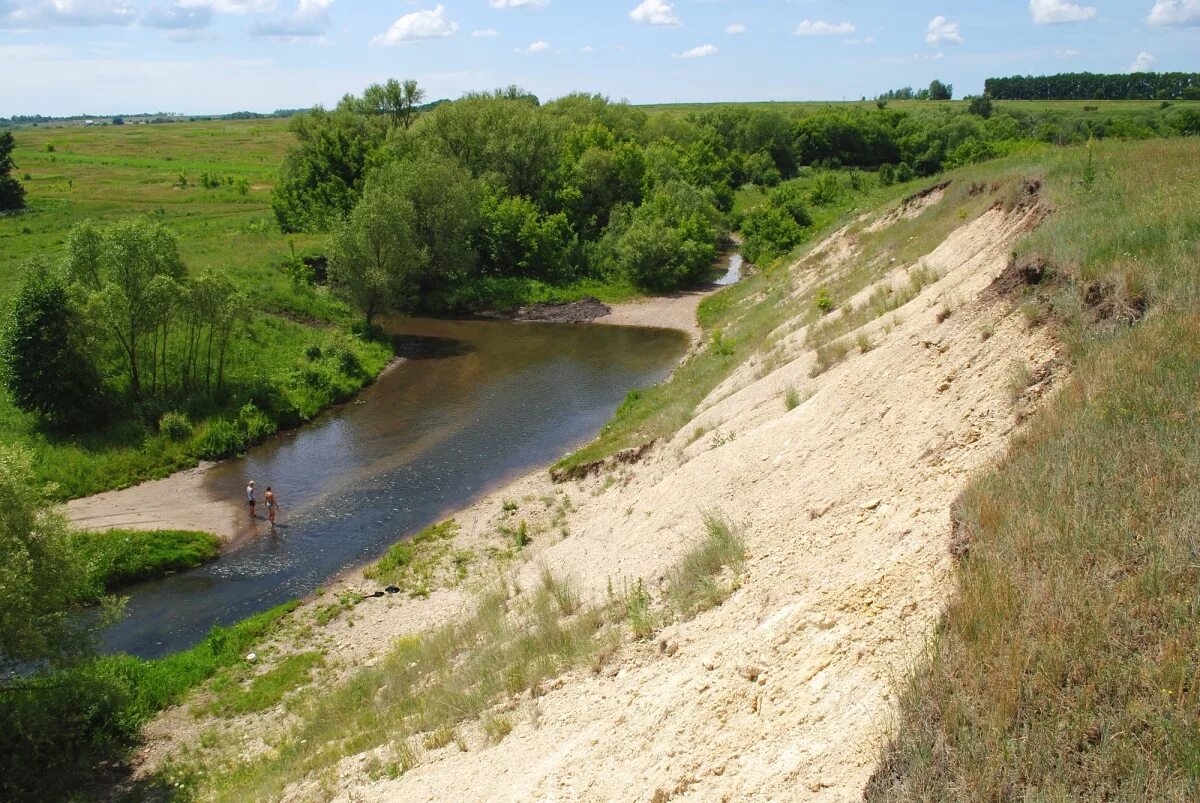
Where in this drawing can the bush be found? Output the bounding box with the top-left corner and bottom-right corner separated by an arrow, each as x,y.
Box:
197,419 -> 246,459
238,402 -> 277,442
158,411 -> 192,441
816,286 -> 834,314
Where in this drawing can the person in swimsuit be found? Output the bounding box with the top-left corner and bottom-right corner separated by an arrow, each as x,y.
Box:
265,486 -> 277,527
246,480 -> 257,519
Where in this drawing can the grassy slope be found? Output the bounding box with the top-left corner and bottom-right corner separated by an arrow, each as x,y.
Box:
865,138 -> 1200,798
0,120 -> 392,499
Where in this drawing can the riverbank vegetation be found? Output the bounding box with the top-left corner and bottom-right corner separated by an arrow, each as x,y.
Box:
148,516 -> 745,798
72,528 -> 220,595
865,136 -> 1200,799
274,81 -> 1198,324
0,443 -> 294,799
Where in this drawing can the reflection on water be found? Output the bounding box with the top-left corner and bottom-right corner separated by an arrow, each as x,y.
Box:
100,317 -> 687,658
714,253 -> 743,286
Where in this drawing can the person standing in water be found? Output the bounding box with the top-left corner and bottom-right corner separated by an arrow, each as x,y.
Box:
265,486 -> 277,527
246,480 -> 257,519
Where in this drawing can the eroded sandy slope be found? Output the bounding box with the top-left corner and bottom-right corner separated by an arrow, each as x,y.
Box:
309,200 -> 1055,801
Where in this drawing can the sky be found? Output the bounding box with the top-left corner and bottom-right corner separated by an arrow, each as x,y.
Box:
0,1 -> 1197,116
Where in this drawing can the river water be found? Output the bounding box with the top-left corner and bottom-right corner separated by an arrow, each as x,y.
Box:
100,316 -> 688,659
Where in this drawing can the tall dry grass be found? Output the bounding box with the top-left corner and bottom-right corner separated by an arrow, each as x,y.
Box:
866,137 -> 1200,799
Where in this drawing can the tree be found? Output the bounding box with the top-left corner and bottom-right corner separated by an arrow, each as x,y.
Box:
592,181 -> 724,290
968,94 -> 994,119
478,191 -> 576,281
357,79 -> 426,130
0,445 -> 96,674
65,218 -> 186,399
326,167 -> 425,326
271,109 -> 388,232
929,80 -> 954,101
386,156 -> 480,287
0,261 -> 104,429
0,130 -> 26,211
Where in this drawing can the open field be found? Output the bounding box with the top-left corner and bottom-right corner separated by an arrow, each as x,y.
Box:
639,98 -> 1200,118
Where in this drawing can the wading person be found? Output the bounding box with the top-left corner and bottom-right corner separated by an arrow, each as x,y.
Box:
246,480 -> 257,519
265,486 -> 277,527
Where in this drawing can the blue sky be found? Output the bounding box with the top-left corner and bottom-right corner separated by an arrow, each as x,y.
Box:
1,1 -> 1197,115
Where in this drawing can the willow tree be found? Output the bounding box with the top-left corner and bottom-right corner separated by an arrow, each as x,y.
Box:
65,218 -> 185,399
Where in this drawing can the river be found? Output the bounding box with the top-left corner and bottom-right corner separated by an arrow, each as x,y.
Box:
100,316 -> 688,659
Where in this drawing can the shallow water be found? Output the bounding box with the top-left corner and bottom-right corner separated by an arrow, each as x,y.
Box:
714,252 -> 744,286
100,317 -> 687,659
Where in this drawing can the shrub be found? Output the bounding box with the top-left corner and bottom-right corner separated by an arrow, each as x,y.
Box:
197,419 -> 246,459
815,286 -> 834,314
666,514 -> 745,620
238,403 -> 277,442
158,411 -> 192,441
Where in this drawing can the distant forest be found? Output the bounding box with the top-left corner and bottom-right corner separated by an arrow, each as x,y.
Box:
984,72 -> 1200,101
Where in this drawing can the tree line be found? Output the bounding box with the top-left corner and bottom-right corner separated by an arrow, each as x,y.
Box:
274,78 -> 1200,322
984,72 -> 1200,101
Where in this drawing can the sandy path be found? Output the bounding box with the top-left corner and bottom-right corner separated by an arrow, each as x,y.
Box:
65,292 -> 711,538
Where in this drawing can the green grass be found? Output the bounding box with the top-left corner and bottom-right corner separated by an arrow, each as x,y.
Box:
0,598 -> 299,800
207,652 -> 324,717
865,138 -> 1200,799
70,528 -> 220,597
666,514 -> 746,620
186,576 -> 620,798
363,519 -> 462,598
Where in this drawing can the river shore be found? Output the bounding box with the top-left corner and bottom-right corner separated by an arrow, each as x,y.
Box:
66,288 -> 716,540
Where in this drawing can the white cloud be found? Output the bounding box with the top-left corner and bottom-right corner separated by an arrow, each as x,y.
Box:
725,22 -> 744,34
249,0 -> 331,38
674,43 -> 717,58
794,19 -> 855,36
514,39 -> 548,53
581,44 -> 594,52
925,16 -> 963,45
1030,0 -> 1096,24
373,4 -> 458,45
1131,51 -> 1157,71
142,2 -> 214,29
1059,47 -> 1081,57
177,0 -> 276,13
842,36 -> 876,45
3,0 -> 140,28
1148,0 -> 1200,26
470,28 -> 500,37
489,0 -> 547,7
629,0 -> 678,26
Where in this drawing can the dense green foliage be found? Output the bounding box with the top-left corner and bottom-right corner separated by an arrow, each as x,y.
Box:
277,80 -> 1200,323
985,71 -> 1200,101
0,261 -> 104,428
0,445 -> 96,673
0,130 -> 24,211
0,599 -> 298,800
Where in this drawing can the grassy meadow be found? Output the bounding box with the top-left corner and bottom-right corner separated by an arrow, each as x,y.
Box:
0,119 -> 393,499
